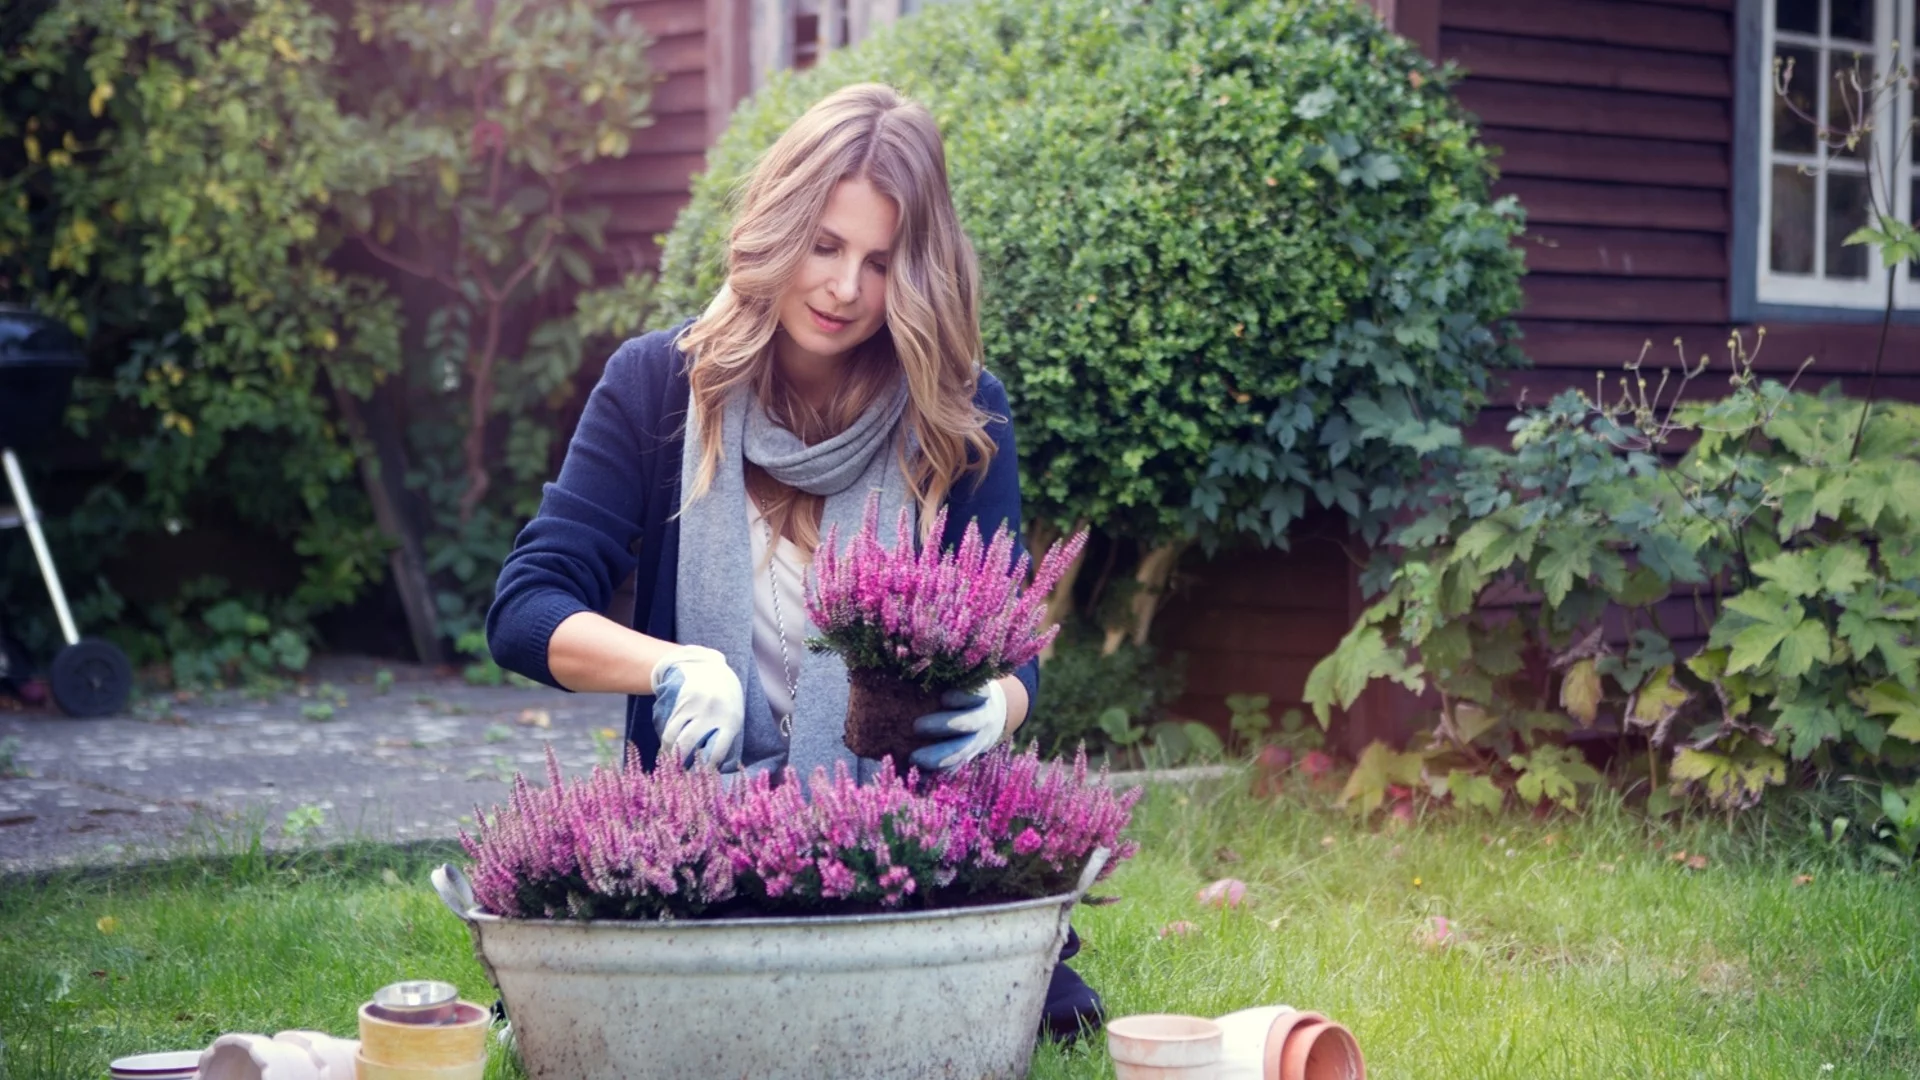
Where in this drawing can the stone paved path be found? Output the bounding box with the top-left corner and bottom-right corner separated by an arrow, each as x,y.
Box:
0,657 -> 626,876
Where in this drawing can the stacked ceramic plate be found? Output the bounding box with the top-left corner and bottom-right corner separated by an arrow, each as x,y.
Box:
109,1051 -> 201,1079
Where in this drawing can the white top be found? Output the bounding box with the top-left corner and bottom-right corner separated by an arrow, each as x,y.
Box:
746,499 -> 809,733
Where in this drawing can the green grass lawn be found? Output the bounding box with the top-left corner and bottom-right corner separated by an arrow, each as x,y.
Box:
2,773 -> 1916,1078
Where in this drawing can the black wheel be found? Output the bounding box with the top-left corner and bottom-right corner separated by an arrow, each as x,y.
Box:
50,637 -> 132,718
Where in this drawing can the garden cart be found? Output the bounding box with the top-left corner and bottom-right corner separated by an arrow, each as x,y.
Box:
0,305 -> 132,717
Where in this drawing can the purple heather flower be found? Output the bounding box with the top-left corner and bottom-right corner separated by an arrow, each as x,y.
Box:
805,492 -> 1089,693
461,745 -> 1137,920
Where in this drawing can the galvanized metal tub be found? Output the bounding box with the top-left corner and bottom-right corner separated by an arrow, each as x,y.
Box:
431,850 -> 1107,1080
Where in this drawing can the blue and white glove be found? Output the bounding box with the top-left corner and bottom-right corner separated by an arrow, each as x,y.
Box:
909,681 -> 1009,773
651,645 -> 745,768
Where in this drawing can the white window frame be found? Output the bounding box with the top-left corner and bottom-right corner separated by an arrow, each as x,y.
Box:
1757,0 -> 1920,311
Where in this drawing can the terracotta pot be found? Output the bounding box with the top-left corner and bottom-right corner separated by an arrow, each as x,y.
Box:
844,666 -> 943,771
1107,1013 -> 1225,1079
1277,1020 -> 1365,1080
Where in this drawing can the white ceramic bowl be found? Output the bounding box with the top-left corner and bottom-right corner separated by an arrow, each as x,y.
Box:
109,1050 -> 202,1079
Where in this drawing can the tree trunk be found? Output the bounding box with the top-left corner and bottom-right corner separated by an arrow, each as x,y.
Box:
331,382 -> 446,665
1101,539 -> 1188,656
1028,518 -> 1088,663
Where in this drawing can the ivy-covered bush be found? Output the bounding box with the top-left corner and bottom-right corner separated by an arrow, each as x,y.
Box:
654,0 -> 1524,647
1308,346 -> 1920,817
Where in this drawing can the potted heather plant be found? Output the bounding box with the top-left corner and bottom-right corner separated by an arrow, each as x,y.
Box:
432,746 -> 1137,1080
808,495 -> 1089,769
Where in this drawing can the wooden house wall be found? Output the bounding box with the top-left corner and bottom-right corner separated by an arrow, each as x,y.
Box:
573,0 -> 748,276
1437,0 -> 1920,429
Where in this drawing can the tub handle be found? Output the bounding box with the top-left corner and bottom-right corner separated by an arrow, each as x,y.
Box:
1073,847 -> 1111,901
431,863 -> 478,923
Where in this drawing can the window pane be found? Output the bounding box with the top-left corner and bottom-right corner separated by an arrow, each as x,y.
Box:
1829,50 -> 1869,159
1778,0 -> 1820,33
1830,0 -> 1874,41
1772,165 -> 1817,273
1826,172 -> 1872,278
1774,46 -> 1819,154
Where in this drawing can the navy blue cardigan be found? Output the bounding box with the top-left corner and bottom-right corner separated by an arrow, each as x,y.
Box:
486,321 -> 1041,769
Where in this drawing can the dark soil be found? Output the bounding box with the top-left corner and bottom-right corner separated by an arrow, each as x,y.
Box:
844,667 -> 943,774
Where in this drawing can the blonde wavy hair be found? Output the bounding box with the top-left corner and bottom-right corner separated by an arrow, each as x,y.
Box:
676,82 -> 994,554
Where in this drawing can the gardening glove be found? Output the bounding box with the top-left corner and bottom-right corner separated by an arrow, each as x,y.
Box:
909,681 -> 1008,773
651,645 -> 746,768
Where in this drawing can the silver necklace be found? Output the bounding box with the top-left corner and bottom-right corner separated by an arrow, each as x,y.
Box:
763,517 -> 799,740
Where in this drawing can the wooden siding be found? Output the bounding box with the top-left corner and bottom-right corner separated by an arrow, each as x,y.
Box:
1154,516 -> 1364,743
577,0 -> 741,274
1443,0 -> 1920,418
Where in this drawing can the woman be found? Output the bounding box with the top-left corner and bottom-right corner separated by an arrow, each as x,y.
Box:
485,83 -> 1100,1039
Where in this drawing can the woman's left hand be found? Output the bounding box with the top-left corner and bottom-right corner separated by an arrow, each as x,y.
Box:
909,681 -> 1008,772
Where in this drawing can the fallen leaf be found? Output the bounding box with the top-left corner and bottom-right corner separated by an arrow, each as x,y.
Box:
96,916 -> 119,934
517,708 -> 552,729
1596,862 -> 1617,874
1213,846 -> 1242,864
1196,878 -> 1248,909
1793,874 -> 1813,887
89,970 -> 107,979
1320,835 -> 1337,849
1159,920 -> 1199,938
1685,854 -> 1709,871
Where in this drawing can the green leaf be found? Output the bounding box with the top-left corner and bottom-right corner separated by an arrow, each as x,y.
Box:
1629,666 -> 1690,728
1444,769 -> 1504,813
1451,703 -> 1499,744
1859,682 -> 1920,743
1777,700 -> 1843,759
1560,658 -> 1603,727
1773,619 -> 1833,681
1752,550 -> 1824,598
1536,540 -> 1590,607
1339,741 -> 1427,817
1727,621 -> 1793,675
1304,625 -> 1421,722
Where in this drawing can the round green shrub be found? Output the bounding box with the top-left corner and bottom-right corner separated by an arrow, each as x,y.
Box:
656,0 -> 1525,548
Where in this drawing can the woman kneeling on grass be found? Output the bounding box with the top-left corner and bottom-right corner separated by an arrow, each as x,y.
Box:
485,82 -> 1102,1040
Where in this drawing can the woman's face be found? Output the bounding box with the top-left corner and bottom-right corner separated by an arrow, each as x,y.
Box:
775,175 -> 899,368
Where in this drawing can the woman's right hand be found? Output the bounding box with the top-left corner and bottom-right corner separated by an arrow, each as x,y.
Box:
650,645 -> 746,767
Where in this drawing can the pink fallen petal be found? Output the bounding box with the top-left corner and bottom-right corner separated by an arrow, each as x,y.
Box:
1196,878 -> 1248,909
1160,920 -> 1199,938
1416,915 -> 1455,950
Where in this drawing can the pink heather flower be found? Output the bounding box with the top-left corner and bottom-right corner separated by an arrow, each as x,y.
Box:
805,491 -> 1090,694
461,745 -> 1137,920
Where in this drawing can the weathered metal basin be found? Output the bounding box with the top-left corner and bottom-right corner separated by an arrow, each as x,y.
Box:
431,850 -> 1106,1080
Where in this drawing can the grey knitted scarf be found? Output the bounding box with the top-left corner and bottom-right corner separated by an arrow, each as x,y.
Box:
675,377 -> 913,783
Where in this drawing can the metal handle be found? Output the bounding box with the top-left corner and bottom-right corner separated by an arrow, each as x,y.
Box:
1072,846 -> 1111,901
431,863 -> 478,923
